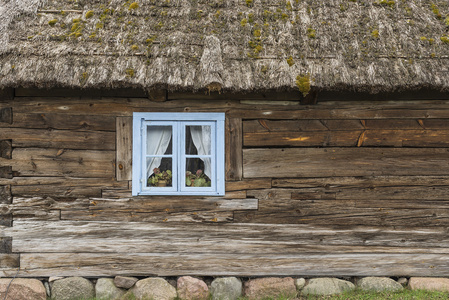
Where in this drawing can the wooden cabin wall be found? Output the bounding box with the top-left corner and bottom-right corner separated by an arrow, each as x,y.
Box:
2,88 -> 449,277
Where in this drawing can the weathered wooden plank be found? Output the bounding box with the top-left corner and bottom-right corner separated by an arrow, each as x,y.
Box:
11,197 -> 91,210
116,117 -> 132,181
0,88 -> 14,101
12,149 -> 115,178
0,108 -> 12,124
61,210 -> 233,223
0,237 -> 12,253
13,210 -> 61,221
234,208 -> 449,226
0,185 -> 11,204
0,254 -> 19,269
10,221 -> 449,254
12,98 -> 449,119
0,166 -> 12,179
361,130 -> 449,147
0,177 -> 127,187
243,119 -> 444,132
243,148 -> 449,178
15,88 -> 146,98
243,120 -> 328,132
12,185 -> 102,198
244,130 -> 362,147
225,118 -> 243,181
362,119 -> 423,130
225,179 -> 271,191
3,113 -> 116,131
87,197 -> 257,212
0,212 -> 12,226
272,176 -> 449,188
0,128 -> 115,150
169,91 -> 300,101
0,140 -> 11,159
11,252 -> 449,277
421,119 -> 449,129
250,185 -> 449,202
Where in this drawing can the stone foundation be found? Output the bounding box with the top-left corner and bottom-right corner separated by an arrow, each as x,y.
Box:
0,276 -> 448,300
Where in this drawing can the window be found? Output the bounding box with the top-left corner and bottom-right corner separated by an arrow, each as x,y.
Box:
132,112 -> 225,196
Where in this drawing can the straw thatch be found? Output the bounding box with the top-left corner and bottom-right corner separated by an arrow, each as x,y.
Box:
0,0 -> 448,93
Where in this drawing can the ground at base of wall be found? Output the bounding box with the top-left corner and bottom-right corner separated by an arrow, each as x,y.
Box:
1,276 -> 449,300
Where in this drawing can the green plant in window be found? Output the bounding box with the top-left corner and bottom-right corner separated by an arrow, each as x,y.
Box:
186,169 -> 211,187
148,168 -> 172,187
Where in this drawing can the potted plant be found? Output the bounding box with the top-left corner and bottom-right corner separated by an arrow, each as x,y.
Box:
185,169 -> 211,187
148,168 -> 172,187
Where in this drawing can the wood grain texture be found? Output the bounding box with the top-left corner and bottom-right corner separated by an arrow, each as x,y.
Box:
0,254 -> 19,269
0,140 -> 12,159
0,166 -> 12,179
116,117 -> 132,181
272,176 -> 449,189
9,221 -> 449,255
0,108 -> 12,124
61,210 -> 234,223
0,237 -> 12,253
244,130 -> 362,147
243,148 -> 449,178
0,185 -> 11,204
225,118 -> 243,181
4,113 -> 116,131
11,148 -> 115,177
11,98 -> 449,119
0,128 -> 115,150
225,179 -> 271,191
0,177 -> 126,187
4,252 -> 449,277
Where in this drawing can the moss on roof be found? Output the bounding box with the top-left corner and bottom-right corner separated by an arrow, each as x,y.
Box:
0,0 -> 448,93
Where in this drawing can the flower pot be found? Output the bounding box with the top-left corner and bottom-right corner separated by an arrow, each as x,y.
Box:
157,180 -> 167,187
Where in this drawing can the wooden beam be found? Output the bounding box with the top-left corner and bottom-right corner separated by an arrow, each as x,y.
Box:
0,88 -> 14,101
0,254 -> 18,269
0,185 -> 11,204
0,128 -> 115,150
8,221 -> 449,254
0,237 -> 12,253
0,108 -> 12,124
147,89 -> 167,102
12,149 -> 115,178
225,118 -> 243,181
8,113 -> 116,131
6,252 -> 449,277
0,140 -> 11,159
0,167 -> 12,179
243,148 -> 449,178
116,117 -> 132,181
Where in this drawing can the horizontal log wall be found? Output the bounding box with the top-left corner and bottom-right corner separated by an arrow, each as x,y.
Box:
1,88 -> 449,277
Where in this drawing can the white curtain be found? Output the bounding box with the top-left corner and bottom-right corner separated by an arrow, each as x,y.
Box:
190,126 -> 211,178
146,126 -> 172,176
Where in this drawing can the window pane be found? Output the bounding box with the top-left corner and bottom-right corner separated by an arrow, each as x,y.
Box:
186,125 -> 211,155
146,158 -> 172,187
147,125 -> 172,155
185,158 -> 212,187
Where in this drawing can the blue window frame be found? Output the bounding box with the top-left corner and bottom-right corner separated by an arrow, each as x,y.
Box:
132,112 -> 225,196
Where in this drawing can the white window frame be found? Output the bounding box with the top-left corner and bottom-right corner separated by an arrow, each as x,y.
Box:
132,112 -> 225,196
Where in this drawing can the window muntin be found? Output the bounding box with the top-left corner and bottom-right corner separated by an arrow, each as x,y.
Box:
132,113 -> 225,196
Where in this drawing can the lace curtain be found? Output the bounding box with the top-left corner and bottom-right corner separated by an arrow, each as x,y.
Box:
190,125 -> 211,179
146,126 -> 172,176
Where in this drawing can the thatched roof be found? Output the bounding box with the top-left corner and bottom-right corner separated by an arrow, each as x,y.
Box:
1,0 -> 449,93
